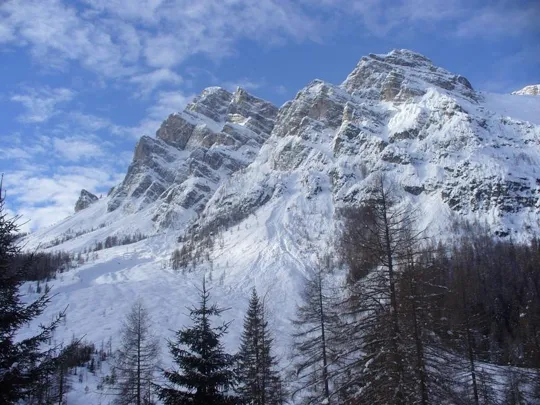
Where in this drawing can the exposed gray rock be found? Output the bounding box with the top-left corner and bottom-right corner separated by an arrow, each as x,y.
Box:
342,49 -> 476,102
74,189 -> 98,212
512,84 -> 540,96
107,86 -> 278,230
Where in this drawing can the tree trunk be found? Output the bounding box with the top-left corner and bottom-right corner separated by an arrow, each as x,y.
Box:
318,272 -> 331,403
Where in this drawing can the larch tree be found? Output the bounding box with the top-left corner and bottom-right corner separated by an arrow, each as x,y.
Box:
338,175 -> 425,405
114,299 -> 160,405
0,179 -> 64,404
157,278 -> 237,405
290,256 -> 341,405
236,288 -> 284,405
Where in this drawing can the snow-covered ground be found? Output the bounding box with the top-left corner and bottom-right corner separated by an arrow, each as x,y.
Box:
18,50 -> 540,404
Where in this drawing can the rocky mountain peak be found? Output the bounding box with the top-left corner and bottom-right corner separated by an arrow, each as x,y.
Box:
74,189 -> 98,212
341,48 -> 475,102
107,86 -> 278,227
512,84 -> 540,96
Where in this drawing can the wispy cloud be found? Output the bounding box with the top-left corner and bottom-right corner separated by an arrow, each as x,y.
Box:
455,3 -> 540,38
0,0 -> 320,90
52,137 -> 105,162
130,68 -> 183,97
127,90 -> 195,138
11,86 -> 75,123
4,166 -> 124,231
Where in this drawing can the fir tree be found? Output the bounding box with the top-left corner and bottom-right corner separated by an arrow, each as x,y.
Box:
114,299 -> 160,405
0,179 -> 64,403
236,288 -> 284,405
157,278 -> 237,405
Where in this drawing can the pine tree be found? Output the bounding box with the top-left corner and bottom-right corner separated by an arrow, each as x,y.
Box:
0,179 -> 64,403
290,257 -> 341,405
157,278 -> 237,405
114,299 -> 160,405
236,288 -> 284,405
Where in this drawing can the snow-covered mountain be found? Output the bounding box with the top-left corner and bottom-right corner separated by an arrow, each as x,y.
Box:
512,84 -> 540,96
19,49 -> 540,403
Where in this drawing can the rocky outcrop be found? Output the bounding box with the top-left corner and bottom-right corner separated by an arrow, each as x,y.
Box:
341,49 -> 476,102
195,50 -> 539,240
65,49 -> 539,242
512,84 -> 540,96
74,189 -> 98,212
107,87 -> 278,230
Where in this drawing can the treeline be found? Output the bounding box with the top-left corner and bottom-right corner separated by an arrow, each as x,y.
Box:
8,231 -> 148,283
9,250 -> 73,282
4,176 -> 540,404
41,223 -> 107,249
92,232 -> 147,252
288,177 -> 540,404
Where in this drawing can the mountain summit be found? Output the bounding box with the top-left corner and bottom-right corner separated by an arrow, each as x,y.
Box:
21,50 -> 540,363
512,84 -> 540,96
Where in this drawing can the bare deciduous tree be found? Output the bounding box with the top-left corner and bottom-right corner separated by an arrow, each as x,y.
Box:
114,299 -> 159,405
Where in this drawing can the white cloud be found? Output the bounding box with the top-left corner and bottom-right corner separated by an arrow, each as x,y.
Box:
11,86 -> 75,123
0,0 -> 320,84
126,90 -> 195,138
130,68 -> 183,96
52,137 -> 105,162
1,0 -> 536,88
3,166 -> 124,231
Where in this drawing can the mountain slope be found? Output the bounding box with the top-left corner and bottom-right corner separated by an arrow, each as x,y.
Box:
512,84 -> 540,96
19,50 -> 540,403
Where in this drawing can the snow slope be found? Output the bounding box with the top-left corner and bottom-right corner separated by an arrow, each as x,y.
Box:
19,49 -> 540,404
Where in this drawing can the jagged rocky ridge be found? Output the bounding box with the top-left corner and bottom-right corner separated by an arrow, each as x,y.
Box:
19,49 -> 540,387
28,49 -> 540,251
74,189 -> 98,212
195,49 -> 540,241
512,84 -> 540,96
107,87 -> 278,229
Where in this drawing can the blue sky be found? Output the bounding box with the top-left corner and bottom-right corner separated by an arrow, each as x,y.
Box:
1,0 -> 539,231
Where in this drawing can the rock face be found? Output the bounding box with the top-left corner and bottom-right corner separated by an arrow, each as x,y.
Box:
22,49 -> 540,381
74,189 -> 98,212
194,50 -> 540,240
107,87 -> 278,229
512,84 -> 540,96
341,49 -> 475,102
56,49 -> 540,246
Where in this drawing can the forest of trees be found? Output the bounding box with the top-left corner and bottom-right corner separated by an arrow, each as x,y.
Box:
2,175 -> 540,404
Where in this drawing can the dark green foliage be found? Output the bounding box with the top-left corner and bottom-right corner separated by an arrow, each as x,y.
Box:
8,250 -> 73,282
236,288 -> 284,405
26,339 -> 96,405
157,278 -> 237,405
0,181 -> 65,404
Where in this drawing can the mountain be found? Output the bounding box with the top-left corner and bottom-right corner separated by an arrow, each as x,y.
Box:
512,84 -> 540,96
19,50 -> 540,402
74,189 -> 98,212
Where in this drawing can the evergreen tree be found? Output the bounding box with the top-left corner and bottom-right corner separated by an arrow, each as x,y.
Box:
0,179 -> 64,403
157,278 -> 237,405
236,288 -> 284,405
114,299 -> 160,405
290,258 -> 341,405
